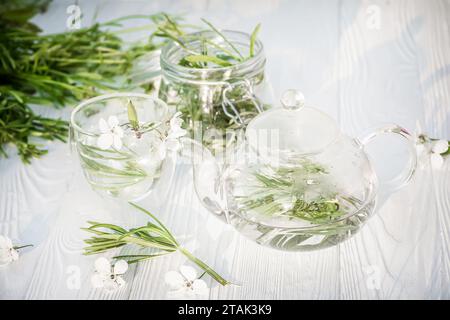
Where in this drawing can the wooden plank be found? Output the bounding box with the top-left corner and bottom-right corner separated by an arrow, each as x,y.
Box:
0,0 -> 448,300
336,0 -> 450,299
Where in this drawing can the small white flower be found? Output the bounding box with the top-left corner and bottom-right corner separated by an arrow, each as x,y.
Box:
0,235 -> 19,266
156,112 -> 187,160
97,116 -> 124,150
430,140 -> 449,169
414,121 -> 449,170
414,121 -> 427,157
169,111 -> 183,129
168,112 -> 187,140
91,257 -> 128,292
164,265 -> 209,299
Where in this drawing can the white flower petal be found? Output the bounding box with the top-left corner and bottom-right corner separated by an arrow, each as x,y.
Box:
5,238 -> 13,249
103,279 -> 119,292
97,133 -> 114,150
114,126 -> 124,138
415,144 -> 425,157
192,279 -> 209,296
108,115 -> 119,128
157,142 -> 167,160
113,260 -> 128,275
94,257 -> 111,274
115,276 -> 126,288
0,249 -> 13,265
99,118 -> 110,133
179,265 -> 197,282
91,274 -> 105,288
113,135 -> 123,150
430,153 -> 444,169
165,138 -> 181,152
0,235 -> 13,249
170,118 -> 183,129
432,140 -> 449,155
168,128 -> 187,139
167,287 -> 191,300
173,111 -> 182,118
164,271 -> 185,290
10,249 -> 19,261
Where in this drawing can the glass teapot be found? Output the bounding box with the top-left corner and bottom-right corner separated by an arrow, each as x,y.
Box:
189,89 -> 417,251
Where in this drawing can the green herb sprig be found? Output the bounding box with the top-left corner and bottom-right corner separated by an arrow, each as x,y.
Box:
236,161 -> 345,224
0,4 -> 189,163
0,92 -> 67,163
178,20 -> 262,69
83,202 -> 230,286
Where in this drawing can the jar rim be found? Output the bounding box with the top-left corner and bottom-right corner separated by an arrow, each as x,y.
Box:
160,29 -> 265,80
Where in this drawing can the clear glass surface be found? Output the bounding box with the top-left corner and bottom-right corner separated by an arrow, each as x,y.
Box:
159,30 -> 272,155
71,93 -> 175,201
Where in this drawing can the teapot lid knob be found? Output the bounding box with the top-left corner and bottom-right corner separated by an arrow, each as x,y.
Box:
281,89 -> 305,110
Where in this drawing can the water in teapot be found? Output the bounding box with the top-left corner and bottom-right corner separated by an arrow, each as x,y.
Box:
195,133 -> 378,251
192,89 -> 415,251
225,152 -> 376,250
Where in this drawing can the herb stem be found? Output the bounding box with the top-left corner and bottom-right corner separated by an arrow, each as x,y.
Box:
179,247 -> 229,286
201,18 -> 244,60
13,244 -> 33,250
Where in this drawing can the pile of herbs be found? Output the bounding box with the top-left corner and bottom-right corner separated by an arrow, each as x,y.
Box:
0,1 -> 183,163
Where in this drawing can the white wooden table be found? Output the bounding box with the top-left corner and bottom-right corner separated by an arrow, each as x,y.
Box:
0,0 -> 449,299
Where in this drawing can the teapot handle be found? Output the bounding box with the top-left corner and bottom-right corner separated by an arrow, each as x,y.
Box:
358,124 -> 417,207
222,79 -> 264,125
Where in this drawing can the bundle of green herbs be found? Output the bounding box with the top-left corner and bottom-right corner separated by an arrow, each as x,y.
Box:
0,1 -> 185,163
0,0 -> 263,162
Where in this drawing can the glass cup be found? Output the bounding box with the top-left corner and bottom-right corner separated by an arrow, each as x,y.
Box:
70,93 -> 176,201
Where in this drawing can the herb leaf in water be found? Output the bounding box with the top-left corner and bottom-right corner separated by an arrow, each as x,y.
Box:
236,160 -> 345,224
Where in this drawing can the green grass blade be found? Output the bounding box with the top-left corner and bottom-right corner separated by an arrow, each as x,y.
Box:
249,23 -> 261,57
201,18 -> 244,60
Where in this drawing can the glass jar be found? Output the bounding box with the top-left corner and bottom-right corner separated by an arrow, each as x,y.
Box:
159,30 -> 272,155
70,93 -> 177,201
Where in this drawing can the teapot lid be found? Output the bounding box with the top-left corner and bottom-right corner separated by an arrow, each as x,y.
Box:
246,89 -> 340,155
